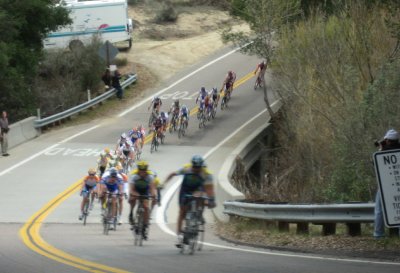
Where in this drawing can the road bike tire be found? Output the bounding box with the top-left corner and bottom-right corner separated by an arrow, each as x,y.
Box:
134,208 -> 144,246
197,223 -> 205,251
178,126 -> 182,138
150,139 -> 155,153
221,98 -> 225,110
160,133 -> 165,144
83,201 -> 89,226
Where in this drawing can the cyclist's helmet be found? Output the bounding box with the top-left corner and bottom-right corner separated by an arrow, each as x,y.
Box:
191,155 -> 204,168
201,87 -> 206,93
109,167 -> 118,177
88,168 -> 97,175
121,133 -> 127,139
137,161 -> 149,171
161,111 -> 166,118
182,105 -> 187,111
174,99 -> 179,106
212,87 -> 218,93
104,148 -> 110,154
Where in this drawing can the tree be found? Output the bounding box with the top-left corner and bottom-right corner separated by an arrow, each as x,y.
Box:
223,0 -> 301,118
0,0 -> 70,122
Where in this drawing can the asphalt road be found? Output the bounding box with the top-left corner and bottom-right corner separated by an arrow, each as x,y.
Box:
0,47 -> 399,273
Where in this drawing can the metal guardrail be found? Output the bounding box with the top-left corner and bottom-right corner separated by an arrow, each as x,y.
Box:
34,73 -> 137,128
223,201 -> 375,223
224,201 -> 376,236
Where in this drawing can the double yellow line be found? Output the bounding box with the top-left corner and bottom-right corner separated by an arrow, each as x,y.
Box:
19,70 -> 255,272
19,179 -> 132,273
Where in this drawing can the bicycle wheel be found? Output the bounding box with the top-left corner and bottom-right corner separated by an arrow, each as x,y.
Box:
221,97 -> 226,110
103,204 -> 112,235
83,200 -> 89,226
178,125 -> 183,138
150,138 -> 155,153
134,208 -> 144,246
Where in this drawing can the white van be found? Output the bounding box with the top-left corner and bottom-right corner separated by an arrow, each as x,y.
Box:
44,0 -> 133,50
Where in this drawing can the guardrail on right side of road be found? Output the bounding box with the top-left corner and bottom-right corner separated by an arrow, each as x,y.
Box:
34,73 -> 137,129
223,201 -> 375,236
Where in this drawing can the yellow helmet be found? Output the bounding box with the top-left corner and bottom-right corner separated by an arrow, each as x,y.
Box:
115,165 -> 123,172
137,161 -> 148,171
88,168 -> 96,175
104,148 -> 110,153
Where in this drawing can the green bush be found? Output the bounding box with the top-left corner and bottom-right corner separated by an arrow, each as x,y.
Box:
154,2 -> 178,23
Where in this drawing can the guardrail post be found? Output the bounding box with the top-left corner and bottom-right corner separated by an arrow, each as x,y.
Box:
322,223 -> 336,236
278,222 -> 289,232
296,222 -> 309,234
346,223 -> 361,236
87,89 -> 91,101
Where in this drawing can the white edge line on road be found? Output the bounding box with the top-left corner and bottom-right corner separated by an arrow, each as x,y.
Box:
118,44 -> 249,118
0,125 -> 100,177
155,102 -> 400,266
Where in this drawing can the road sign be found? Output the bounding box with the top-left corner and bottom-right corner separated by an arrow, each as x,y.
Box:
98,40 -> 119,66
373,149 -> 400,227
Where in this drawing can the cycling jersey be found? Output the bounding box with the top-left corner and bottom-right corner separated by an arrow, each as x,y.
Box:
83,175 -> 99,192
153,117 -> 163,129
130,173 -> 154,196
129,129 -> 141,144
174,164 -> 213,205
101,174 -> 123,193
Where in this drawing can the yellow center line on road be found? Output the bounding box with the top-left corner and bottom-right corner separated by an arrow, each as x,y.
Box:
18,69 -> 256,272
19,179 -> 133,273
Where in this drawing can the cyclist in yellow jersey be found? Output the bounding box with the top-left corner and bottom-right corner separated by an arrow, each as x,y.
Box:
128,161 -> 156,238
130,168 -> 162,210
164,155 -> 216,247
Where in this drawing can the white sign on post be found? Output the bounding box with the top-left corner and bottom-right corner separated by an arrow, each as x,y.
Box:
373,149 -> 400,227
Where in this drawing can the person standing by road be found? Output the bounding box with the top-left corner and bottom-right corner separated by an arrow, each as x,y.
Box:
112,69 -> 123,100
0,111 -> 10,157
373,129 -> 400,238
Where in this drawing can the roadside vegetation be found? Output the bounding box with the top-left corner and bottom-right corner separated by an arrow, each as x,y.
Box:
223,0 -> 400,203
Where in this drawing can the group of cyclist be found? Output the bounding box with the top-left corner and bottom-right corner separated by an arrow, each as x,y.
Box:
76,66 -> 268,246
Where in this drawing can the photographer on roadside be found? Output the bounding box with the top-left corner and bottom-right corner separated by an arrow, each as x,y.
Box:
373,129 -> 400,238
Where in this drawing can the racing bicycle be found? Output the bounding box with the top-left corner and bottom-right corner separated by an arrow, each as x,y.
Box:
178,194 -> 207,254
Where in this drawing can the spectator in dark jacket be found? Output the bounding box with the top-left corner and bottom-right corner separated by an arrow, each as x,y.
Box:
112,69 -> 123,99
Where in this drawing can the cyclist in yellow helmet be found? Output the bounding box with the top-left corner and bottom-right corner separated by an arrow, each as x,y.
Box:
128,161 -> 156,239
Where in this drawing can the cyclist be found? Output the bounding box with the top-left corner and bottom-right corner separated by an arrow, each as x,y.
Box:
163,155 -> 216,247
169,100 -> 180,128
151,114 -> 164,144
115,133 -> 128,153
128,127 -> 142,155
79,168 -> 100,220
169,99 -> 180,117
179,105 -> 189,127
221,70 -> 236,98
128,161 -> 156,239
137,124 -> 146,150
210,87 -> 219,107
130,168 -> 162,211
148,96 -> 162,112
99,167 -> 124,227
97,148 -> 113,177
254,60 -> 267,87
196,87 -> 208,118
118,140 -> 135,172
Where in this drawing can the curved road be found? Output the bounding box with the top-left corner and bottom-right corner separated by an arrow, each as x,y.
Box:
0,48 -> 399,273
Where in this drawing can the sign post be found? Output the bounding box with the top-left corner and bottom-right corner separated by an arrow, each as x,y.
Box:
98,40 -> 119,67
373,149 -> 400,227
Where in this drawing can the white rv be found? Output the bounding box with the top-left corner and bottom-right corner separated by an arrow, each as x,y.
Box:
44,0 -> 132,50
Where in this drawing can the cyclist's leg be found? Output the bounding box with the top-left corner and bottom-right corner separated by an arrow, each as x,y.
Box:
111,195 -> 118,219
